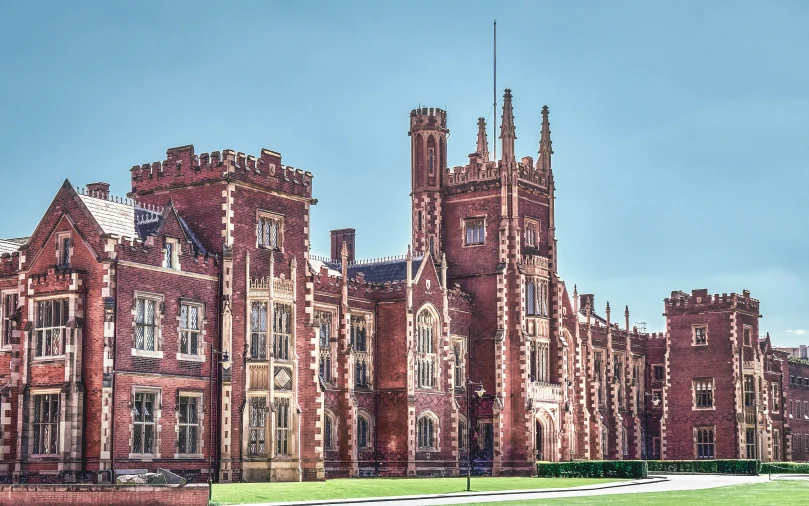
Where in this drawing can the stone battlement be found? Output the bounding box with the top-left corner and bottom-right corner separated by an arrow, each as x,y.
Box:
664,288 -> 760,314
130,145 -> 313,199
409,107 -> 448,131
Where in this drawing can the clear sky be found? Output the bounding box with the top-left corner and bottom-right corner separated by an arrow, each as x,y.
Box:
2,1 -> 808,344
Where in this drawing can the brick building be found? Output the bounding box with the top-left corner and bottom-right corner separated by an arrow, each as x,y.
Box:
0,88 -> 803,483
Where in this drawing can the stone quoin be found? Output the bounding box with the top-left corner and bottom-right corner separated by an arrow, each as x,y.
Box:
0,90 -> 804,483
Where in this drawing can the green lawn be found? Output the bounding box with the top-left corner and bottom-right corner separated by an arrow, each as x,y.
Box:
212,477 -> 623,504
484,480 -> 809,505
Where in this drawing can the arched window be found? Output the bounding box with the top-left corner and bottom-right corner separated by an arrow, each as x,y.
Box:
697,427 -> 715,459
621,427 -> 628,456
357,413 -> 371,449
601,425 -> 609,459
324,412 -> 336,450
418,414 -> 438,450
416,309 -> 437,388
526,281 -> 536,316
535,421 -> 543,460
458,416 -> 468,451
540,281 -> 549,317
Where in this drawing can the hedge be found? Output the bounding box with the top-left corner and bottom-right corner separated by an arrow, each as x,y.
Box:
536,460 -> 647,479
646,459 -> 760,475
760,462 -> 809,474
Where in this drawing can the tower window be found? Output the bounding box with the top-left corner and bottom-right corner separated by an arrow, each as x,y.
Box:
693,325 -> 707,346
464,218 -> 485,246
428,147 -> 435,176
257,212 -> 283,250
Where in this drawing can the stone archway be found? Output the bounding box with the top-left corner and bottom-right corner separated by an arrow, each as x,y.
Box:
535,408 -> 558,462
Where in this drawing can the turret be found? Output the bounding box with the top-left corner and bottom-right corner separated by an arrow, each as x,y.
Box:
409,107 -> 448,257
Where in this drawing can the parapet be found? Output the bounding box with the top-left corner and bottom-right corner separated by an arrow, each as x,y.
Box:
409,107 -> 448,133
664,288 -> 760,314
130,145 -> 313,199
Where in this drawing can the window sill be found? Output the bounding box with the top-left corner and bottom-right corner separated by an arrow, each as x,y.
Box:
29,454 -> 61,460
127,454 -> 157,461
692,343 -> 708,347
462,243 -> 485,248
32,356 -> 65,364
174,453 -> 204,460
131,349 -> 164,359
693,406 -> 717,411
177,353 -> 205,363
0,345 -> 11,353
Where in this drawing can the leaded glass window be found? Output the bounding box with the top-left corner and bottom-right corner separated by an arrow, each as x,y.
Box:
275,397 -> 290,455
3,292 -> 17,347
35,298 -> 69,357
133,392 -> 156,454
416,310 -> 436,388
697,427 -> 715,459
257,215 -> 281,250
249,397 -> 267,455
33,393 -> 59,455
273,304 -> 292,360
179,303 -> 200,355
417,416 -> 435,450
464,218 -> 485,246
250,301 -> 268,359
526,281 -> 536,316
135,298 -> 157,352
357,415 -> 370,449
177,395 -> 199,454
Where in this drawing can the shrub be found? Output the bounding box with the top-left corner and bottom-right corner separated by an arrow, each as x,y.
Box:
646,459 -> 760,475
536,460 -> 647,479
761,462 -> 809,474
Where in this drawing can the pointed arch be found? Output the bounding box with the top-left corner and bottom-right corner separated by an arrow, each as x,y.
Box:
416,304 -> 440,389
417,410 -> 441,451
324,408 -> 338,451
534,408 -> 557,462
526,279 -> 536,316
356,408 -> 374,450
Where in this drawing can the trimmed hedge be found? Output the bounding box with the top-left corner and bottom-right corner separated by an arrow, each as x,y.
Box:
536,460 -> 647,479
761,462 -> 809,474
646,459 -> 760,475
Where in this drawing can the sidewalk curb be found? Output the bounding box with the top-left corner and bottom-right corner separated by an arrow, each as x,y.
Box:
230,476 -> 669,506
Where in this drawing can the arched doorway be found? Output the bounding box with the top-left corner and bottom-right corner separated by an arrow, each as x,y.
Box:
535,409 -> 557,462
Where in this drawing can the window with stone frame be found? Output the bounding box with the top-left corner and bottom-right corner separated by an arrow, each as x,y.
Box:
458,417 -> 468,451
275,396 -> 291,455
464,217 -> 485,246
416,309 -> 437,389
317,310 -> 334,383
32,393 -> 59,455
651,389 -> 663,407
774,429 -> 780,461
2,291 -> 18,347
351,315 -> 370,387
357,412 -> 372,449
452,338 -> 465,389
696,426 -> 715,459
273,303 -> 292,361
56,232 -> 71,268
132,390 -> 158,455
798,401 -> 802,420
257,212 -> 283,250
805,401 -> 808,420
772,384 -> 780,412
743,326 -> 751,346
653,364 -> 665,381
524,219 -> 539,248
248,396 -> 267,456
594,352 -> 605,407
531,341 -> 549,383
35,298 -> 69,358
693,325 -> 707,346
600,425 -> 609,459
744,375 -> 755,407
745,428 -> 755,459
324,411 -> 336,450
621,427 -> 628,456
250,301 -> 268,360
163,237 -> 179,270
177,394 -> 201,456
134,295 -> 160,354
526,280 -> 536,316
417,413 -> 438,450
178,302 -> 201,357
694,378 -> 714,409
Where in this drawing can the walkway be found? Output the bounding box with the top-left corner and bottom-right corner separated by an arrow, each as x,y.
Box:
233,473 -> 770,506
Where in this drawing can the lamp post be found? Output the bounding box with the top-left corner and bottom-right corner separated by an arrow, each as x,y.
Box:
643,392 -> 660,460
466,381 -> 486,492
208,345 -> 230,501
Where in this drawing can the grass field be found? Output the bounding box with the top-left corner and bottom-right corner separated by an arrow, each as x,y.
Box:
211,476 -> 623,504
484,480 -> 809,505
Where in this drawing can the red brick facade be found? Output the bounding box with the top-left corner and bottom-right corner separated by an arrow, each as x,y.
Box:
0,89 -> 801,484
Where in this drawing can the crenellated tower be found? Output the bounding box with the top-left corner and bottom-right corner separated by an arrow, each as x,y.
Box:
409,107 -> 448,257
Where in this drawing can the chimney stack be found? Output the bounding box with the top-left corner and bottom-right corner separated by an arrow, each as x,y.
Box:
330,228 -> 356,263
86,182 -> 110,200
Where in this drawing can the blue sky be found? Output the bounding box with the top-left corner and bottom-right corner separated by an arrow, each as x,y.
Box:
2,1 -> 808,344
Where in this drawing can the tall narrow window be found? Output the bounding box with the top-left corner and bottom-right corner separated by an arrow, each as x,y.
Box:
275,397 -> 290,455
177,395 -> 199,455
464,218 -> 485,246
744,375 -> 755,407
416,309 -> 437,388
539,281 -> 549,317
417,415 -> 435,450
32,393 -> 59,455
357,414 -> 370,449
257,214 -> 282,250
453,340 -> 465,389
772,384 -> 780,412
746,428 -> 755,459
134,297 -> 157,353
273,304 -> 292,360
163,238 -> 178,270
351,316 -> 367,351
529,342 -> 537,382
59,236 -> 71,268
317,311 -> 333,382
324,413 -> 335,450
697,427 -> 715,459
428,147 -> 435,176
743,327 -> 751,346
249,397 -> 267,455
458,419 -> 467,450
351,315 -> 369,387
179,303 -> 200,356
526,281 -> 536,316
3,292 -> 18,347
133,392 -> 156,455
694,379 -> 713,408
250,301 -> 268,360
538,342 -> 549,383
525,221 -> 537,247
774,429 -> 780,461
35,298 -> 69,357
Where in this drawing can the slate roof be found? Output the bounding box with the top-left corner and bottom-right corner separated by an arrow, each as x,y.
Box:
347,256 -> 424,284
577,307 -> 608,326
0,237 -> 28,255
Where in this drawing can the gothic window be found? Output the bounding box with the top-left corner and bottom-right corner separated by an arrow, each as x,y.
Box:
133,391 -> 157,455
693,325 -> 707,346
416,309 -> 437,389
526,281 -> 536,316
744,375 -> 755,407
743,326 -> 751,346
600,425 -> 609,459
317,311 -> 333,383
32,393 -> 59,455
746,428 -> 755,459
357,413 -> 372,449
464,218 -> 485,246
594,352 -> 605,407
273,303 -> 292,360
694,379 -> 713,408
324,412 -> 336,450
539,281 -> 549,317
179,302 -> 201,356
529,342 -> 537,382
275,397 -> 291,455
417,414 -> 437,450
248,397 -> 267,455
36,298 -> 69,357
417,211 -> 423,231
56,233 -> 71,268
351,315 -> 370,388
2,291 -> 18,347
621,428 -> 628,456
452,339 -> 465,389
428,147 -> 435,176
177,394 -> 200,455
772,384 -> 780,412
257,213 -> 283,250
458,418 -> 467,450
250,301 -> 268,360
697,427 -> 715,459
525,220 -> 538,247
350,316 -> 367,351
774,429 -> 780,461
531,341 -> 549,383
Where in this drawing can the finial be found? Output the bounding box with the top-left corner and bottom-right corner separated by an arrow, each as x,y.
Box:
341,241 -> 348,259
537,105 -> 553,172
499,88 -> 516,163
476,117 -> 490,162
406,244 -> 412,260
573,284 -> 578,297
624,305 -> 629,318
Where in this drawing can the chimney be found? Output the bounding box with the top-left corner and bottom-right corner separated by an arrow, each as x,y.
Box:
86,182 -> 110,199
579,294 -> 595,314
330,228 -> 356,263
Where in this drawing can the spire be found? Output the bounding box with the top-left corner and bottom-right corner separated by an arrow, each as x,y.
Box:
537,105 -> 553,171
476,117 -> 490,162
499,89 -> 516,163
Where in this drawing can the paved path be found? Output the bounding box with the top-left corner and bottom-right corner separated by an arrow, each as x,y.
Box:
233,474 -> 770,506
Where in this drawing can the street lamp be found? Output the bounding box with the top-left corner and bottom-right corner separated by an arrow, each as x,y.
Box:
643,392 -> 660,460
466,381 -> 486,492
208,346 -> 230,501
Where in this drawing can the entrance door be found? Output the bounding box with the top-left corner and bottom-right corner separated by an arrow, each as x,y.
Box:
536,421 -> 543,461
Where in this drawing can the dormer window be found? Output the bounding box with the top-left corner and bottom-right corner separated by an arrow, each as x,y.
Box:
164,238 -> 179,270
257,212 -> 283,250
56,232 -> 71,268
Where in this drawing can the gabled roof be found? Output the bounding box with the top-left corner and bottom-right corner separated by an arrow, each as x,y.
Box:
0,237 -> 28,255
78,193 -> 162,240
309,255 -> 425,284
